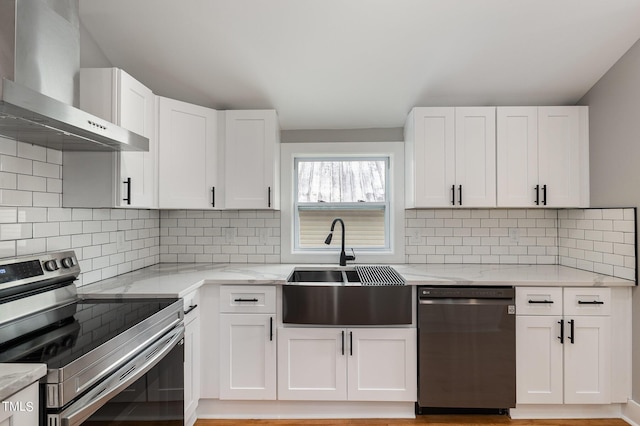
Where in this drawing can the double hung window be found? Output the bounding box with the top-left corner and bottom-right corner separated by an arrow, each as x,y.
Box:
294,158 -> 389,251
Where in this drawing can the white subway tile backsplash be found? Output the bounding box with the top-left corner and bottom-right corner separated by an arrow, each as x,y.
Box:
0,241 -> 16,257
33,192 -> 60,207
16,238 -> 45,256
17,143 -> 47,162
0,189 -> 32,206
1,223 -> 32,240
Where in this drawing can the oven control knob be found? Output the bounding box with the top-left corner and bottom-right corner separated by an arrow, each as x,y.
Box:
43,260 -> 59,271
61,257 -> 75,268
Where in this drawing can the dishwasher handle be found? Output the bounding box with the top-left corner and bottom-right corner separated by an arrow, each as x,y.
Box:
419,297 -> 514,306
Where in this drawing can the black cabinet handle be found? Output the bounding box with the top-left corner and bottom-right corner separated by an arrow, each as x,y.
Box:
183,304 -> 198,315
542,184 -> 547,206
269,316 -> 273,341
349,331 -> 353,356
211,187 -> 215,207
234,298 -> 258,302
568,319 -> 575,344
268,187 -> 271,208
578,300 -> 604,305
558,319 -> 564,344
535,185 -> 540,205
341,330 -> 345,356
123,177 -> 131,205
458,185 -> 462,206
451,185 -> 455,205
529,299 -> 554,304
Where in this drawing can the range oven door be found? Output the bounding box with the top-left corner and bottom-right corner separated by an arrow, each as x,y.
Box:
48,325 -> 185,426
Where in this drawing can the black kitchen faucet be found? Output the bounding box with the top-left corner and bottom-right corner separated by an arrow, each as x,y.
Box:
324,218 -> 356,266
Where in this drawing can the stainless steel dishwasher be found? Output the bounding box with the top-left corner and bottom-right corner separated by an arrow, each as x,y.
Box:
417,286 -> 516,413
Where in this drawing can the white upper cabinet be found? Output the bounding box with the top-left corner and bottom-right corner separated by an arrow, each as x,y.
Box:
157,97 -> 219,209
63,68 -> 156,208
497,106 -> 589,207
405,107 -> 496,208
223,110 -> 280,210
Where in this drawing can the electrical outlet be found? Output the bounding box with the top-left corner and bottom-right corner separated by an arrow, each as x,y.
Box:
116,231 -> 126,252
509,228 -> 519,243
225,228 -> 237,244
258,228 -> 269,245
409,229 -> 423,245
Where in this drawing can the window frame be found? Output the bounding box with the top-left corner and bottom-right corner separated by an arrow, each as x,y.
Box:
293,156 -> 391,251
281,142 -> 405,265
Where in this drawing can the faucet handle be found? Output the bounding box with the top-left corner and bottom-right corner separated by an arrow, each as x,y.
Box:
345,248 -> 356,262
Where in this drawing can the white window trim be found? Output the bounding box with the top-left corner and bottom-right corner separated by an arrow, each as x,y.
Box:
281,142 -> 405,264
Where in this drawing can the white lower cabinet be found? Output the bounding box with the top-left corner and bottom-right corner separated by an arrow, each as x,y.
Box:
219,285 -> 277,400
0,382 -> 39,425
516,287 -> 611,405
278,327 -> 416,402
184,291 -> 201,426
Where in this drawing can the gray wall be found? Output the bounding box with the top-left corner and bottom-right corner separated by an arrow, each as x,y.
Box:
579,37 -> 640,400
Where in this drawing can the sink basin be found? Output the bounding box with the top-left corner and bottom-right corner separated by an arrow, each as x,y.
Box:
283,266 -> 411,325
287,267 -> 360,284
287,268 -> 352,283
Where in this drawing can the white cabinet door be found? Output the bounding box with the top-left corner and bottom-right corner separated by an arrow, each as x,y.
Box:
277,327 -> 347,401
224,110 -> 280,209
405,107 -> 456,207
454,107 -> 496,207
0,382 -> 39,425
563,316 -> 611,404
494,105 -> 589,208
538,106 -> 589,207
184,302 -> 200,426
405,107 -> 495,207
516,315 -> 563,404
158,97 -> 218,209
347,328 -> 417,402
118,70 -> 156,208
219,314 -> 276,400
64,68 -> 156,208
496,107 -> 539,207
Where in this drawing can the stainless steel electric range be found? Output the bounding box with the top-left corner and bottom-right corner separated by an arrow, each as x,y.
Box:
0,251 -> 185,426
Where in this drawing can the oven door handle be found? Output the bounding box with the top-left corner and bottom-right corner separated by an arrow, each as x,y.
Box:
54,324 -> 185,426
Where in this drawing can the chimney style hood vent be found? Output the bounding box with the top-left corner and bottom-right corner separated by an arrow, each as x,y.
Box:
0,0 -> 148,151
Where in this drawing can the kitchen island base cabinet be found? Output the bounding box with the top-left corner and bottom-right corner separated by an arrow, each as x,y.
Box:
277,327 -> 416,402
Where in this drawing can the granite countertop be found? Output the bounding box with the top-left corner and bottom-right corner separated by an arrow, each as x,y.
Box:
78,263 -> 635,299
0,364 -> 46,402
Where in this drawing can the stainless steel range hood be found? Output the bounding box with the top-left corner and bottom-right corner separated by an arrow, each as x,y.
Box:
0,0 -> 148,151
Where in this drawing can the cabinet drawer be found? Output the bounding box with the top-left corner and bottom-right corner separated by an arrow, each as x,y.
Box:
516,287 -> 562,316
563,288 -> 611,316
219,285 -> 276,313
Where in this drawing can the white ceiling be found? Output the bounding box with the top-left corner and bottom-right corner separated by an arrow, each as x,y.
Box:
79,0 -> 640,130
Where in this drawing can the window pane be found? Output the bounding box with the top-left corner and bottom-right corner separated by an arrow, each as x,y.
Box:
297,160 -> 386,203
299,209 -> 385,248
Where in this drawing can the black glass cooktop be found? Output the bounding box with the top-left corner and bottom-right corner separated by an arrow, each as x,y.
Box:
0,298 -> 178,368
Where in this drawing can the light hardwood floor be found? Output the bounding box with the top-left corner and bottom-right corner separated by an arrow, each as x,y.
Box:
195,417 -> 629,426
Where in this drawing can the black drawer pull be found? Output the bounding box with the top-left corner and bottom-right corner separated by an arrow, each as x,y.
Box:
578,300 -> 604,305
528,299 -> 554,304
234,298 -> 258,302
184,304 -> 198,315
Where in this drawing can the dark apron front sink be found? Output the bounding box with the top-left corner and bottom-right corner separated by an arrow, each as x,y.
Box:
282,284 -> 412,325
